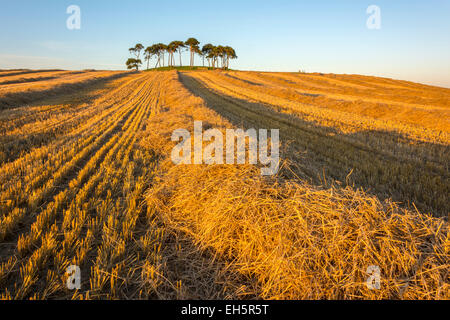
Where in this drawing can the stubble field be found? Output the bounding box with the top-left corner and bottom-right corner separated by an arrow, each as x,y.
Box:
0,69 -> 448,299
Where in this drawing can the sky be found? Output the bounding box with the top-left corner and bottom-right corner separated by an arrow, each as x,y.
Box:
1,0 -> 449,87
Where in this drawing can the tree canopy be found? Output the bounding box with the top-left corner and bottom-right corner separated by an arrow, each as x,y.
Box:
126,58 -> 142,71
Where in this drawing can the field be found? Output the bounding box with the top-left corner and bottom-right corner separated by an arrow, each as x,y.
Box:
0,69 -> 448,299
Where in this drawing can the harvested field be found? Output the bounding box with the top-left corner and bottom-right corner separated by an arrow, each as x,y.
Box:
0,70 -> 448,300
0,70 -> 130,109
181,70 -> 449,217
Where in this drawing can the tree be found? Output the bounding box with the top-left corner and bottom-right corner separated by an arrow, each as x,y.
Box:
152,43 -> 166,68
170,41 -> 186,66
129,43 -> 144,60
144,46 -> 154,70
168,41 -> 185,67
207,48 -> 215,68
167,42 -> 176,67
224,46 -> 237,69
193,46 -> 202,67
202,44 -> 214,67
185,38 -> 200,67
217,46 -> 226,69
160,43 -> 168,67
126,58 -> 142,71
207,46 -> 221,69
127,44 -> 144,71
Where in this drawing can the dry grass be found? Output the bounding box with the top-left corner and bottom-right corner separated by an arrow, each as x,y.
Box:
0,71 -> 248,300
0,70 -> 130,109
0,70 -> 448,300
0,71 -> 69,85
0,73 -> 141,165
241,71 -> 450,131
182,71 -> 449,216
148,163 -> 449,299
138,71 -> 448,300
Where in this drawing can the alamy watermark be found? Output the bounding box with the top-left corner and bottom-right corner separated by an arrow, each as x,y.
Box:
171,121 -> 280,176
366,5 -> 381,30
66,265 -> 81,290
366,265 -> 381,290
66,5 -> 81,30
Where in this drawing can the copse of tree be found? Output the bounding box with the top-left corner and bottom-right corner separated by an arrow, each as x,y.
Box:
126,39 -> 237,70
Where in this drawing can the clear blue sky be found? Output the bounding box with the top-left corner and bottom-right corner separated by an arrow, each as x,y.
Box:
1,0 -> 449,87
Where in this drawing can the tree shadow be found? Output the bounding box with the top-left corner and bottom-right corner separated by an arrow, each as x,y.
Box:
179,72 -> 449,218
